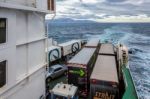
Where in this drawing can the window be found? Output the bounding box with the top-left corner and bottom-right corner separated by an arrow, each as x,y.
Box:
47,0 -> 55,11
0,18 -> 6,44
54,67 -> 62,72
0,60 -> 6,88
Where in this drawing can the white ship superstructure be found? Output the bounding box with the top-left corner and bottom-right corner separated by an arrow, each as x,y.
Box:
0,0 -> 55,99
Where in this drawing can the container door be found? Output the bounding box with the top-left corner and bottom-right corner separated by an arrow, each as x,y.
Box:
90,84 -> 118,99
68,67 -> 87,95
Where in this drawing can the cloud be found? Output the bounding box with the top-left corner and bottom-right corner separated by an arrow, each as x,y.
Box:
80,0 -> 99,3
106,0 -> 126,3
96,14 -> 150,22
46,0 -> 150,22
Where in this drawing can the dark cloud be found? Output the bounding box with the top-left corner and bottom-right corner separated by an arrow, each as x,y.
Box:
54,0 -> 150,20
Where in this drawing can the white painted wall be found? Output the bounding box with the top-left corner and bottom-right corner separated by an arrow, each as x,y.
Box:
28,40 -> 46,73
0,7 -> 47,99
0,9 -> 17,93
27,12 -> 45,41
16,45 -> 27,81
2,68 -> 45,99
16,11 -> 27,45
6,69 -> 45,99
0,0 -> 36,7
0,0 -> 51,11
36,0 -> 47,10
0,9 -> 16,49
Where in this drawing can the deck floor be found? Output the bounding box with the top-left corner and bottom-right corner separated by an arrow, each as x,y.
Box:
47,75 -> 90,99
47,75 -> 67,99
48,75 -> 67,90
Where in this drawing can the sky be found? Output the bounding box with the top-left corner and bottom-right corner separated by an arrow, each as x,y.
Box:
46,0 -> 150,22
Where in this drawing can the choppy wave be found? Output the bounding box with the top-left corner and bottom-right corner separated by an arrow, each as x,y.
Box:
48,22 -> 150,99
97,25 -> 150,99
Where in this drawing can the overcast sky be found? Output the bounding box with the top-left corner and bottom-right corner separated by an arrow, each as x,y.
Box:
46,0 -> 150,22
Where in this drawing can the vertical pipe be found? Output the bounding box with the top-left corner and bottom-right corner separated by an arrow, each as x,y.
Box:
46,12 -> 56,69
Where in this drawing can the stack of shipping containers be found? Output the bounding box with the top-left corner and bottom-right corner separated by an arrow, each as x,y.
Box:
90,44 -> 119,99
67,39 -> 100,97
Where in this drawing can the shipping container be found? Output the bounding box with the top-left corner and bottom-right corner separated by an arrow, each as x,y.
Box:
46,46 -> 62,63
58,40 -> 81,56
90,55 -> 119,99
84,39 -> 100,48
99,43 -> 115,55
67,48 -> 97,97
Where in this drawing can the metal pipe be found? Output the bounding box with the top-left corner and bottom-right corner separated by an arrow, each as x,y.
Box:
46,12 -> 56,69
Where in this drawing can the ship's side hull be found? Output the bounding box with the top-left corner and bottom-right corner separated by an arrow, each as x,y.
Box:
0,8 -> 47,99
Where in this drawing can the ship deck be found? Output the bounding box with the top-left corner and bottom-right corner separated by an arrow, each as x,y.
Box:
122,66 -> 138,99
48,75 -> 67,90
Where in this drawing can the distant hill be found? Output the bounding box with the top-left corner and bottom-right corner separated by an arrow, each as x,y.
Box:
46,18 -> 97,24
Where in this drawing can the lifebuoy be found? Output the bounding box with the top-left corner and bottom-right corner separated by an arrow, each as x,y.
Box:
49,49 -> 60,62
72,42 -> 80,53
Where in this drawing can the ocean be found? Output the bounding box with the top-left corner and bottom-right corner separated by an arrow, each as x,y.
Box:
48,22 -> 150,99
